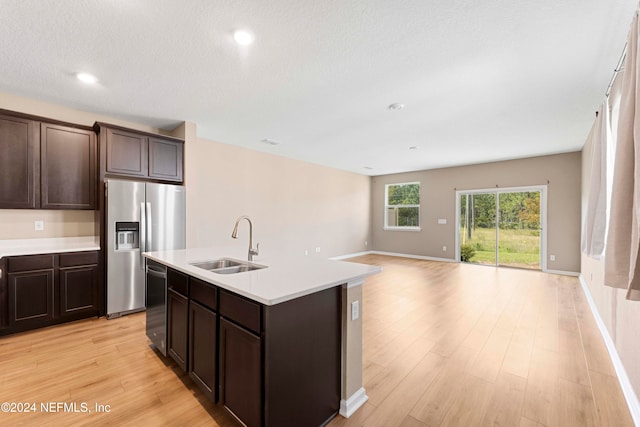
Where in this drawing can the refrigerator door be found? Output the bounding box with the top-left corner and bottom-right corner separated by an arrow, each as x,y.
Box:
106,179 -> 146,318
145,182 -> 186,252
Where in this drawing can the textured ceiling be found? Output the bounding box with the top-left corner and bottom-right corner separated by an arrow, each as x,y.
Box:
0,0 -> 637,175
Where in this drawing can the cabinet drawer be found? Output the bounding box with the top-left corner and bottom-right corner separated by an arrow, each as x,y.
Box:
219,290 -> 261,334
8,254 -> 55,272
59,251 -> 99,267
190,278 -> 217,311
168,269 -> 188,296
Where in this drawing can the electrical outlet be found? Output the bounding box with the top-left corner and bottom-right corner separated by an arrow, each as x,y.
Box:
34,220 -> 44,231
351,301 -> 359,321
442,246 -> 447,252
438,219 -> 447,225
304,250 -> 308,256
550,255 -> 556,261
315,247 -> 321,253
365,240 -> 368,246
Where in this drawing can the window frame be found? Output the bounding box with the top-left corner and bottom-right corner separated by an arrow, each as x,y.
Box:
384,181 -> 421,231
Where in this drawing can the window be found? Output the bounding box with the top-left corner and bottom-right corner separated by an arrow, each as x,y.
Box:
385,182 -> 420,230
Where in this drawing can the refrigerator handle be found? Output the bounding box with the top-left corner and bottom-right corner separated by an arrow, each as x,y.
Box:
146,202 -> 152,252
140,202 -> 146,270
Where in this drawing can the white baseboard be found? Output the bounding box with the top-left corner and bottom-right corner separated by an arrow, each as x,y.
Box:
339,387 -> 368,418
544,268 -> 580,277
370,250 -> 456,263
332,250 -> 455,263
578,275 -> 640,426
331,251 -> 373,260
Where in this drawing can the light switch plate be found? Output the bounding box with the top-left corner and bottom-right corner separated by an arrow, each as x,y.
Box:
438,219 -> 447,224
351,301 -> 359,321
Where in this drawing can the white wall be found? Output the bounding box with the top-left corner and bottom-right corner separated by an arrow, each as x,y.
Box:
181,122 -> 372,260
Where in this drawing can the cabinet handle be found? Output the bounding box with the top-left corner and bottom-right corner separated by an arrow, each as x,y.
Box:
0,268 -> 2,279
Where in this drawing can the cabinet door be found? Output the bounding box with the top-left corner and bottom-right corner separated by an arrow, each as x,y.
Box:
105,127 -> 147,177
219,318 -> 262,427
59,264 -> 98,318
8,269 -> 54,327
148,138 -> 183,182
0,259 -> 7,329
0,114 -> 37,208
168,288 -> 189,371
189,300 -> 217,402
41,123 -> 96,209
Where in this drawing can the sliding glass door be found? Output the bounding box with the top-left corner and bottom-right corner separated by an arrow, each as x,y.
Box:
458,189 -> 542,270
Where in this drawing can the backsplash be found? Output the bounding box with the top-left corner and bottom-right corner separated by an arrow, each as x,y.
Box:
0,209 -> 98,239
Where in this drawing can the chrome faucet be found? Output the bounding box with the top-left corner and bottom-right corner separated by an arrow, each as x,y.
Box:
232,215 -> 259,261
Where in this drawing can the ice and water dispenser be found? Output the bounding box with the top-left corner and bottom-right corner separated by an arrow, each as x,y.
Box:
115,222 -> 139,251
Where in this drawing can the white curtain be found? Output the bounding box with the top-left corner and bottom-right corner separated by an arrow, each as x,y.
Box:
582,103 -> 608,259
604,11 -> 640,300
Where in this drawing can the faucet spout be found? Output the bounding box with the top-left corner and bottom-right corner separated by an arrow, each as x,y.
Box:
232,215 -> 259,261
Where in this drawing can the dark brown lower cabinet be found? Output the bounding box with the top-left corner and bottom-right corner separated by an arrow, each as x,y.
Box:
189,300 -> 217,402
162,268 -> 341,427
167,288 -> 189,371
59,265 -> 98,319
1,251 -> 99,336
8,269 -> 55,327
219,317 -> 262,427
0,258 -> 7,329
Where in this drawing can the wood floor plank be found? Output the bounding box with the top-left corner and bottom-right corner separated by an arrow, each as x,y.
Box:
467,327 -> 513,383
589,369 -> 635,427
439,374 -> 493,427
480,372 -> 527,427
519,416 -> 545,427
365,336 -> 437,407
557,330 -> 591,386
501,324 -> 535,379
553,377 -> 598,427
399,415 -> 427,427
579,326 -> 616,376
522,347 -> 558,425
409,345 -> 477,425
362,352 -> 447,427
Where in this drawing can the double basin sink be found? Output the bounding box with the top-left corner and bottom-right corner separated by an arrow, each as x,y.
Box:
189,258 -> 267,275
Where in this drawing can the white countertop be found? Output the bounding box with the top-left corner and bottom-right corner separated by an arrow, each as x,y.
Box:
144,248 -> 381,305
0,236 -> 100,258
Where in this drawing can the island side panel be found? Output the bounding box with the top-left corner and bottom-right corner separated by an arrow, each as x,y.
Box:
340,280 -> 367,417
263,285 -> 341,427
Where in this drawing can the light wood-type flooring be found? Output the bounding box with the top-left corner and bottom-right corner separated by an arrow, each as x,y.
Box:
0,254 -> 634,426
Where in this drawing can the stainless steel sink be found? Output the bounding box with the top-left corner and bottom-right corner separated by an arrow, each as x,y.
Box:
189,258 -> 267,274
212,264 -> 265,274
190,259 -> 244,270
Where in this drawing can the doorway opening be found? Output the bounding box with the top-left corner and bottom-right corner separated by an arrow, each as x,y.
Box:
456,187 -> 546,270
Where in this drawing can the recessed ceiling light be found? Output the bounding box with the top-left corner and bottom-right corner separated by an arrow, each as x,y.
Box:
76,72 -> 98,84
233,30 -> 254,46
409,146 -> 419,150
388,103 -> 404,111
260,138 -> 279,146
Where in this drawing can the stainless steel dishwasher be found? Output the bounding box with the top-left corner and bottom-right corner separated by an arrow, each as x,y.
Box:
146,260 -> 167,356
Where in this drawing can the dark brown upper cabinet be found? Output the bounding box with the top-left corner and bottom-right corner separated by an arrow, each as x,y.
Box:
148,137 -> 183,181
40,123 -> 96,209
0,114 -> 37,209
0,110 -> 97,210
105,127 -> 147,177
98,123 -> 184,183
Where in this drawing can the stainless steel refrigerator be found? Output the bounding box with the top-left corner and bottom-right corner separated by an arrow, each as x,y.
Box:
105,179 -> 186,319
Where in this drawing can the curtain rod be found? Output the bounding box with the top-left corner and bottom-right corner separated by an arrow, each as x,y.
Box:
606,42 -> 628,97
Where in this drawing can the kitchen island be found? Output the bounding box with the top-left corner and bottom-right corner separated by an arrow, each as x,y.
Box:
143,248 -> 380,427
